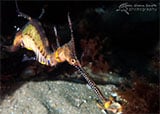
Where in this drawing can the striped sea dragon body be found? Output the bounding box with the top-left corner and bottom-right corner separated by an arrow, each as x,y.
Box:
8,12 -> 79,67
15,19 -> 56,66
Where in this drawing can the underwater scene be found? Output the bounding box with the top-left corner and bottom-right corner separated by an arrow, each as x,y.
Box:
0,1 -> 159,114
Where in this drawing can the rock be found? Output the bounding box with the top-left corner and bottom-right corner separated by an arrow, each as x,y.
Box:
0,79 -> 118,114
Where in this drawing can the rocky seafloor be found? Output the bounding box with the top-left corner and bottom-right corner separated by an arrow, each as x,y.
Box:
0,73 -> 119,114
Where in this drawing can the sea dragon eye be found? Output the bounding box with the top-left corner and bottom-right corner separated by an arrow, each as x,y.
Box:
71,59 -> 76,64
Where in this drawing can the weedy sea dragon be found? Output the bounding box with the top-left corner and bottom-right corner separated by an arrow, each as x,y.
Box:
3,3 -> 122,114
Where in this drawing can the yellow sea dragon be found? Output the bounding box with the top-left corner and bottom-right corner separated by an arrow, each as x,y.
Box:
4,4 -> 122,113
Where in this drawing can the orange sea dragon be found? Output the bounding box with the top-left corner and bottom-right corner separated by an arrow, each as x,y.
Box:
4,2 -> 122,113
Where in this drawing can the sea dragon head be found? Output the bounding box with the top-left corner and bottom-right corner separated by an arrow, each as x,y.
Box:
53,38 -> 81,67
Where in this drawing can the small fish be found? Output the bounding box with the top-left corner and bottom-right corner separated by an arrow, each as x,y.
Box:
21,54 -> 36,62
